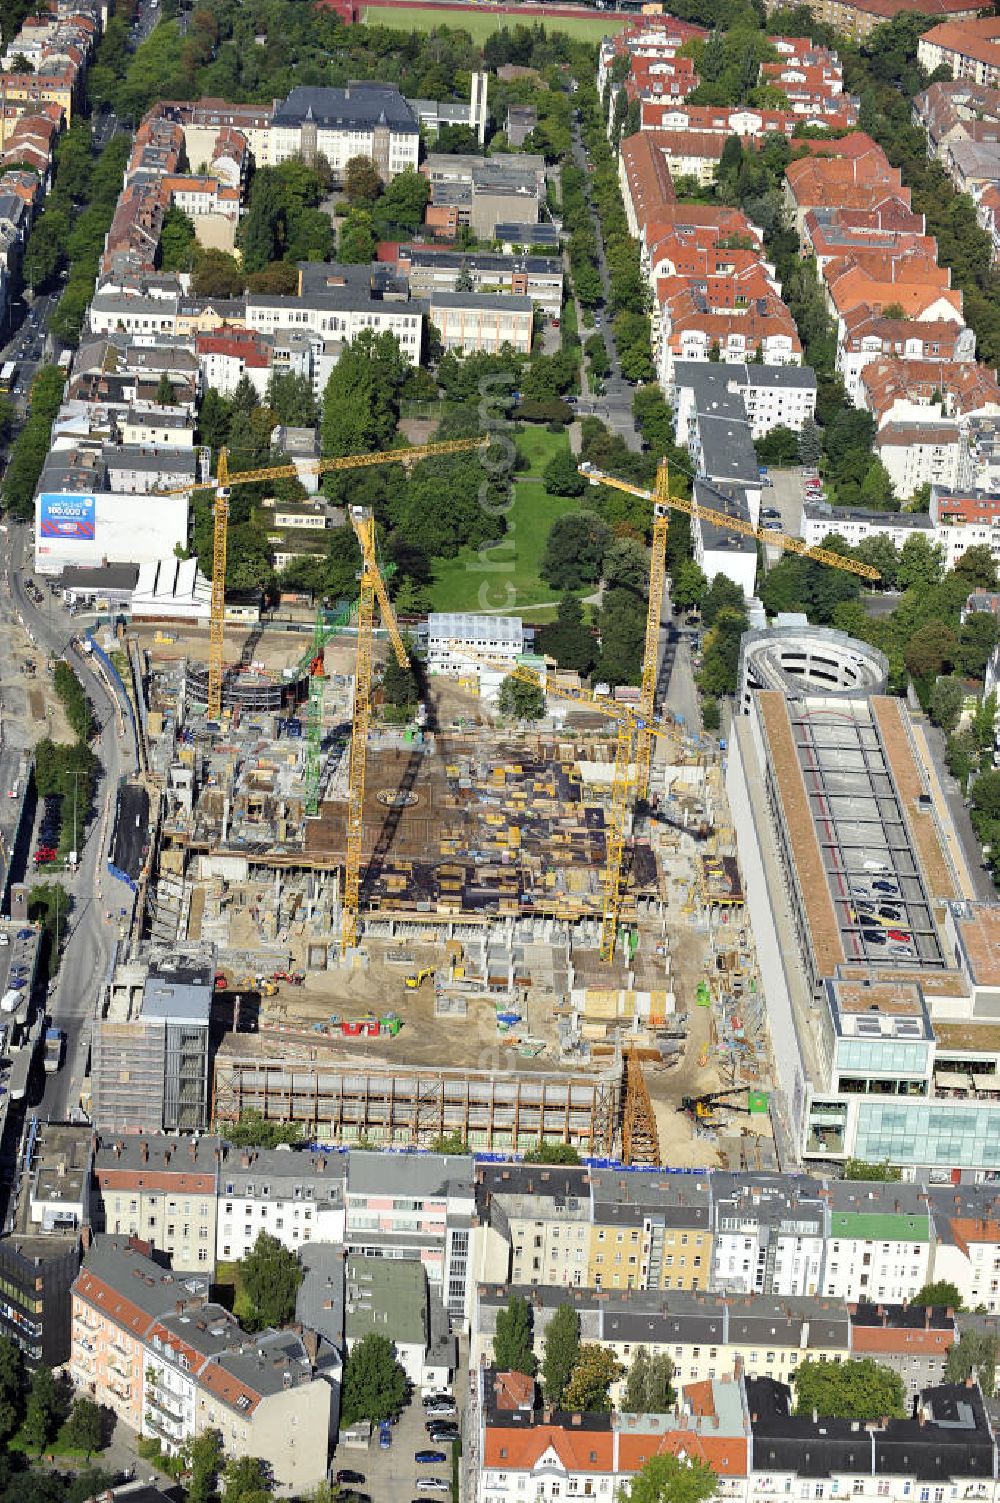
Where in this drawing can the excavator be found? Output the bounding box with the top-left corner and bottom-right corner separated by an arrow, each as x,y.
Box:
405,967 -> 435,989
679,1088 -> 752,1127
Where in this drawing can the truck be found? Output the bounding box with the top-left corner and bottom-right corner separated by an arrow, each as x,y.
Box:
44,1028 -> 63,1073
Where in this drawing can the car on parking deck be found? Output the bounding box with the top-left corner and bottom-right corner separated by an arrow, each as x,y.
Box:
862,928 -> 886,944
887,929 -> 912,944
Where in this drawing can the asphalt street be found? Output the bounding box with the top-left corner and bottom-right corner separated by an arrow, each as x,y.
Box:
2,525 -> 133,1120
569,119 -> 641,454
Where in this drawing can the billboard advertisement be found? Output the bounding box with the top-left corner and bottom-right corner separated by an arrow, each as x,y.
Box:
39,494 -> 96,541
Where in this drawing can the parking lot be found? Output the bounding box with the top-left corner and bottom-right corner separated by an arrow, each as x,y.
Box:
760,467 -> 811,569
332,1392 -> 458,1503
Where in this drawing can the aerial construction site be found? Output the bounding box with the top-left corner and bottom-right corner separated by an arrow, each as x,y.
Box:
93,454 -> 781,1168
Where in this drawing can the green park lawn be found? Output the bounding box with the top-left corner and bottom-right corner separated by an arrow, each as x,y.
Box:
428,425 -> 582,614
363,3 -> 623,39
429,477 -> 575,614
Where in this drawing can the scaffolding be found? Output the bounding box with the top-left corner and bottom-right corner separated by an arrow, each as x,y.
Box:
212,1043 -> 620,1154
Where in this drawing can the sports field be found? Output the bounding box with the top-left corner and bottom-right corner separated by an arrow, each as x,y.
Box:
363,3 -> 624,40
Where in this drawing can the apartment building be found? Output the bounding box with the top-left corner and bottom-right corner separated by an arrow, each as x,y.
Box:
216,1145 -> 346,1261
244,261 -> 424,367
919,17 -> 1000,87
589,1168 -> 713,1292
345,1150 -> 475,1321
394,246 -> 563,320
711,1178 -> 827,1297
820,1184 -> 933,1302
929,1186 -> 1000,1310
800,0 -> 993,43
71,1237 -> 331,1493
92,1135 -> 221,1274
71,1236 -> 210,1435
849,1302 -> 956,1402
476,1164 -> 593,1290
479,1373 -> 748,1503
473,1284 -> 851,1395
671,362 -> 817,445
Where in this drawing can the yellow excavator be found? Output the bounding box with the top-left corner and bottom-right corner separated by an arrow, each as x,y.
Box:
405,968 -> 435,989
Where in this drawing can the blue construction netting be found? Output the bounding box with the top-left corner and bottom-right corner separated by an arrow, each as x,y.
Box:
84,632 -> 138,766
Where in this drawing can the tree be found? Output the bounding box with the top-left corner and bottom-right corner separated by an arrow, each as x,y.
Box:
672,559 -> 707,612
955,544 -> 999,590
155,371 -> 175,407
159,205 -> 196,271
702,573 -> 745,627
186,1428 -> 223,1503
494,1295 -> 537,1376
321,329 -> 409,458
339,207 -> 377,264
905,621 -> 957,681
563,1345 -> 624,1413
843,1159 -> 902,1181
538,595 -> 596,675
959,611 -> 1000,679
225,1110 -> 301,1149
929,676 -> 967,736
498,676 -> 545,721
235,1231 -> 302,1332
699,607 -> 748,697
344,155 -> 384,204
798,417 -> 822,466
624,1346 -> 676,1413
911,1280 -> 963,1309
755,425 -> 800,467
265,370 -> 317,428
543,451 -> 587,498
946,1330 -> 997,1397
542,1305 -> 581,1407
340,1331 -> 408,1426
523,1143 -> 582,1164
223,1456 -> 274,1503
629,1452 -> 718,1503
540,512 -> 610,591
192,249 -> 245,297
792,1358 -> 906,1420
64,1397 -> 103,1459
382,658 -> 419,709
897,533 -> 944,591
22,1366 -> 63,1457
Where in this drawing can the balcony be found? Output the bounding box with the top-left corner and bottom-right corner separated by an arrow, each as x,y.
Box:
74,1312 -> 99,1333
146,1389 -> 185,1426
75,1337 -> 96,1355
107,1378 -> 131,1402
109,1338 -> 131,1359
109,1356 -> 132,1381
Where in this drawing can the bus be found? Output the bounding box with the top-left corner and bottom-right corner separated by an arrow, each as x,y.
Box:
0,362 -> 16,393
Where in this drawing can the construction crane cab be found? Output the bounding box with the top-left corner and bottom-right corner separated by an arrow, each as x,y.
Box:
405,967 -> 435,989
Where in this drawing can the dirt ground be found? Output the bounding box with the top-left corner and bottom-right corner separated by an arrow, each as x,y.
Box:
238,935 -> 572,1076
136,623 -> 364,680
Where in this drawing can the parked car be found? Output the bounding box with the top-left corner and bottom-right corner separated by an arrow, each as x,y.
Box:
415,1482 -> 450,1495
416,1452 -> 448,1465
379,1421 -> 392,1450
335,1471 -> 365,1486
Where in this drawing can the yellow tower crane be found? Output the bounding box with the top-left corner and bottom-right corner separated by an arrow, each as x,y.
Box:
162,437 -> 487,720
580,458 -> 881,581
342,503 -> 409,956
447,646 -> 688,962
161,437 -> 487,952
